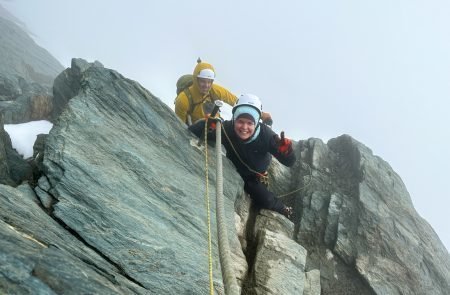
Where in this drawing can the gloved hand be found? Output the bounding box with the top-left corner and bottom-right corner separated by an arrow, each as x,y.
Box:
206,115 -> 223,132
274,131 -> 293,155
261,111 -> 273,126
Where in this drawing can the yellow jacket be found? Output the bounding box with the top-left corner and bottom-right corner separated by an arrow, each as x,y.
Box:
175,62 -> 237,125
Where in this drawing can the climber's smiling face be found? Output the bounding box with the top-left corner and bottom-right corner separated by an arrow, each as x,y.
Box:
234,116 -> 255,141
197,77 -> 213,95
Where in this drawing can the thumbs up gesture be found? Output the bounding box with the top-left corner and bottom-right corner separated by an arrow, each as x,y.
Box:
274,131 -> 293,155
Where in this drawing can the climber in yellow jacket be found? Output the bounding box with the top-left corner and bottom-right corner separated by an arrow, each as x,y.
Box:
175,61 -> 272,125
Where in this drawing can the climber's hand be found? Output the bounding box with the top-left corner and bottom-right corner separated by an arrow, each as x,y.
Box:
261,112 -> 273,126
274,131 -> 293,156
206,115 -> 223,132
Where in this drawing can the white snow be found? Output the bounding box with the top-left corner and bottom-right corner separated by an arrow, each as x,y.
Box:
4,120 -> 53,158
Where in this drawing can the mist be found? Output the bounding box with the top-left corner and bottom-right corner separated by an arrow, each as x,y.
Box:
2,0 -> 449,250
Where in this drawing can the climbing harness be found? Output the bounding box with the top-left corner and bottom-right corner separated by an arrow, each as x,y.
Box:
256,171 -> 270,187
202,101 -> 239,295
185,88 -> 218,126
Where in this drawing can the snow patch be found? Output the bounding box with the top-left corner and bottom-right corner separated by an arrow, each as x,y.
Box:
4,120 -> 53,158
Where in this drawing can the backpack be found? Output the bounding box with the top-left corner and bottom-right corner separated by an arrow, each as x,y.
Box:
175,74 -> 197,122
176,74 -> 193,95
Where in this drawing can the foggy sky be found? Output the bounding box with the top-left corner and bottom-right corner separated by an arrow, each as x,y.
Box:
2,0 -> 449,251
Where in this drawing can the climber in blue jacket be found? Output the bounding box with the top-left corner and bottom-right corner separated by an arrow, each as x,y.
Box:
189,94 -> 295,218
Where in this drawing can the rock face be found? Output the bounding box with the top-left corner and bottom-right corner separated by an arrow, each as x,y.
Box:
0,58 -> 449,294
292,137 -> 450,294
51,58 -> 104,121
0,115 -> 32,186
0,184 -> 146,294
250,210 -> 319,295
2,58 -> 248,294
0,116 -> 13,185
0,12 -> 62,85
0,81 -> 54,123
0,8 -> 64,123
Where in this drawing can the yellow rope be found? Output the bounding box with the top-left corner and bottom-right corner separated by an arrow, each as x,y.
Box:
204,120 -> 214,295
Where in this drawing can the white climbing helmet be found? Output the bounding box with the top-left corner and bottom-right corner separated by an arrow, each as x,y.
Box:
197,69 -> 215,80
232,94 -> 262,115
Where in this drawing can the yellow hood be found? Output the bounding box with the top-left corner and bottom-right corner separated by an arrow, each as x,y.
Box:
192,62 -> 215,92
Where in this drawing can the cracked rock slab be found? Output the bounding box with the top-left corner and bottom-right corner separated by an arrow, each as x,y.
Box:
253,228 -> 308,294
